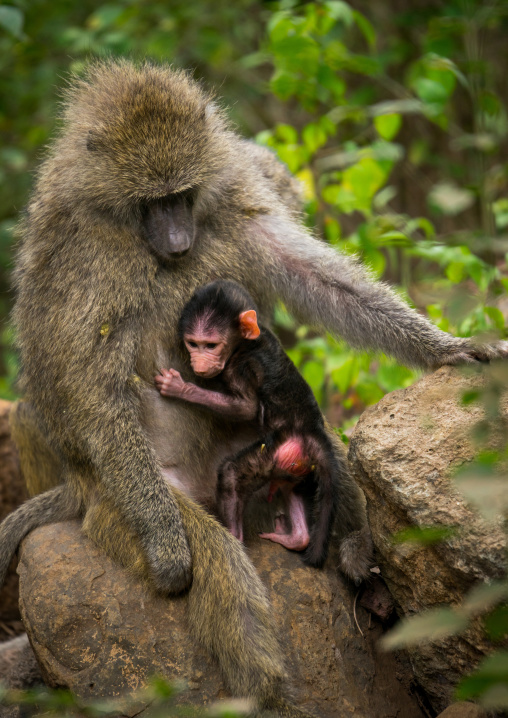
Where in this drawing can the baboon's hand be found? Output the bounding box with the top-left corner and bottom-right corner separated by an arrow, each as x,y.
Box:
435,339 -> 508,367
146,528 -> 193,595
155,368 -> 188,398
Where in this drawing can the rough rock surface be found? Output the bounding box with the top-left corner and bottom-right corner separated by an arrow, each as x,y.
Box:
349,366 -> 507,712
0,400 -> 27,639
435,703 -> 486,718
18,521 -> 425,718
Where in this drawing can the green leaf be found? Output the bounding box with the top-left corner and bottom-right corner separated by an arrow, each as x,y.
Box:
381,607 -> 469,650
324,217 -> 341,243
0,5 -> 23,38
352,10 -> 376,48
301,360 -> 325,403
331,357 -> 359,393
302,123 -> 328,154
334,188 -> 360,214
272,35 -> 320,74
376,231 -> 409,246
342,157 -> 388,209
413,78 -> 449,105
376,364 -> 416,391
391,525 -> 457,546
333,426 -> 349,445
148,674 -> 180,699
275,144 -> 305,174
268,13 -> 294,43
456,651 -> 508,703
362,248 -> 386,278
485,605 -> 508,641
273,302 -> 296,331
88,5 -> 125,29
275,123 -> 298,144
325,1 -> 354,26
324,40 -> 349,70
356,378 -> 384,405
405,217 -> 435,238
454,471 -> 508,520
322,184 -> 342,205
462,581 -> 508,616
493,199 -> 508,230
446,261 -> 466,284
461,390 -> 481,406
479,91 -> 501,117
270,71 -> 298,100
374,114 -> 402,141
484,306 -> 505,333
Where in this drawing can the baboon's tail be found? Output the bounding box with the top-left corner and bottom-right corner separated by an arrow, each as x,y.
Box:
0,484 -> 80,588
174,490 -> 314,718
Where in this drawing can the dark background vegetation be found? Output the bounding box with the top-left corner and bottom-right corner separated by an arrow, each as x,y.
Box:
0,1 -> 508,708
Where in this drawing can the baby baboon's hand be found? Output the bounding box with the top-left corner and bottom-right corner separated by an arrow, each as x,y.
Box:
155,368 -> 188,398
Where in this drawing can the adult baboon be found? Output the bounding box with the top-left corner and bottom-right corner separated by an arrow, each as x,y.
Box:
5,60 -> 507,712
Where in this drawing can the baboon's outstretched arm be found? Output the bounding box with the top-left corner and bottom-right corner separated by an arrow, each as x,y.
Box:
253,214 -> 508,369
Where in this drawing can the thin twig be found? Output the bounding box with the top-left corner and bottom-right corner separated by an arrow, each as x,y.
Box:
353,589 -> 364,638
0,621 -> 15,637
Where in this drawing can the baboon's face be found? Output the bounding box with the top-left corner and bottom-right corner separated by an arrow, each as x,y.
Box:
184,328 -> 231,378
141,191 -> 195,261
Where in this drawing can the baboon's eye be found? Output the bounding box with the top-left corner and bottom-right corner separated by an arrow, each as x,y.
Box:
206,343 -> 217,350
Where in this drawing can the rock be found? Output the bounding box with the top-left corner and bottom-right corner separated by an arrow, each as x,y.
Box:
435,702 -> 486,718
349,366 -> 507,712
0,634 -> 43,689
0,634 -> 44,718
0,400 -> 27,638
18,521 -> 425,718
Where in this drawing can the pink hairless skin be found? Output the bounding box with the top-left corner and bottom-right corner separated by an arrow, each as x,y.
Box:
260,437 -> 313,551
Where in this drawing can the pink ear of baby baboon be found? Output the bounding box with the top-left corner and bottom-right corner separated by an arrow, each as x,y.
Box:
239,310 -> 260,340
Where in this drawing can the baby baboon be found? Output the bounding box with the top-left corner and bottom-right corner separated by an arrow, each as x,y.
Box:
4,60 -> 507,711
156,279 -> 342,568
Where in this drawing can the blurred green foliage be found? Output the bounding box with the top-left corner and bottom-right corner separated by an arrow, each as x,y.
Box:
256,0 -> 508,427
1,0 -> 508,708
0,674 -> 251,717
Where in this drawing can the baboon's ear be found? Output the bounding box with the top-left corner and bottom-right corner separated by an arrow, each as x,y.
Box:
239,310 -> 260,340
